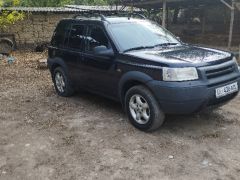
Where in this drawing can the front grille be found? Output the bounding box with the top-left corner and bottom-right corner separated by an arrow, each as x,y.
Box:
201,60 -> 238,81
205,64 -> 235,79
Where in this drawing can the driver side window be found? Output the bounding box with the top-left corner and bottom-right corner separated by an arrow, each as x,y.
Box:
68,24 -> 85,50
86,26 -> 111,52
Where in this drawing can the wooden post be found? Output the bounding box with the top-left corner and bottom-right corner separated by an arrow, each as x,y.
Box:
228,0 -> 235,49
162,0 -> 167,28
167,6 -> 169,29
201,8 -> 206,34
173,7 -> 179,24
131,1 -> 134,13
116,1 -> 118,11
238,44 -> 240,61
221,0 -> 235,49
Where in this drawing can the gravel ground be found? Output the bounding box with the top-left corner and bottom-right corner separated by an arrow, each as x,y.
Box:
0,51 -> 240,180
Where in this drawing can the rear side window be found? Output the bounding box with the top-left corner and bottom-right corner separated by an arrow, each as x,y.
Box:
68,24 -> 85,50
51,21 -> 71,47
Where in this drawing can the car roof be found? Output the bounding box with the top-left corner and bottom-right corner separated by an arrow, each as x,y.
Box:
105,17 -> 144,24
61,16 -> 146,25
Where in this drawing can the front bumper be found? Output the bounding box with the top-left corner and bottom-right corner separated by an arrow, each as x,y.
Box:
147,77 -> 240,115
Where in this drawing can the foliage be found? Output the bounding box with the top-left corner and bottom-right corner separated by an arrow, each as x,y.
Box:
19,0 -> 119,6
20,0 -> 73,7
74,0 -> 107,5
0,0 -> 121,29
0,0 -> 25,28
73,0 -> 114,5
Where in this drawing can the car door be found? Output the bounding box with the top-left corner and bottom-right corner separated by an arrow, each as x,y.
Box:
81,24 -> 118,97
50,20 -> 74,82
63,23 -> 87,86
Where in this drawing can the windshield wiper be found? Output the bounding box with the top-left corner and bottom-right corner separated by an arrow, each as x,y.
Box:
123,43 -> 179,53
154,43 -> 179,47
123,46 -> 155,53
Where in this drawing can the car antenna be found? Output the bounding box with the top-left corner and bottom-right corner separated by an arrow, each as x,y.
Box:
100,14 -> 106,21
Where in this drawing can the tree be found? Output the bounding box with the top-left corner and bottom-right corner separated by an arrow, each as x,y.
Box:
73,0 -> 107,5
0,0 -> 25,29
73,0 -> 119,5
19,0 -> 119,7
20,0 -> 73,7
0,0 -> 121,29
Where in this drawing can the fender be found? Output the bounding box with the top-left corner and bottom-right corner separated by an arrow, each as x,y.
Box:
118,71 -> 153,102
47,57 -> 69,77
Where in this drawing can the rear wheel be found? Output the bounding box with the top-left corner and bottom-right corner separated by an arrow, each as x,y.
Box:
53,67 -> 74,97
125,85 -> 165,132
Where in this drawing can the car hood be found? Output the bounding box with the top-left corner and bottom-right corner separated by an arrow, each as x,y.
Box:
124,45 -> 232,66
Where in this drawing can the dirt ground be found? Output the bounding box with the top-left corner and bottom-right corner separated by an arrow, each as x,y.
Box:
1,51 -> 240,180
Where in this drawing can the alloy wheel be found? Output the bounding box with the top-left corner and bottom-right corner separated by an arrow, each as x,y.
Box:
129,94 -> 150,125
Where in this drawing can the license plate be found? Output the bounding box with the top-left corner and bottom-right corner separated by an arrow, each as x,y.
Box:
216,82 -> 238,98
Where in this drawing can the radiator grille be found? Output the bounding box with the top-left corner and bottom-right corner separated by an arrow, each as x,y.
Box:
205,64 -> 235,79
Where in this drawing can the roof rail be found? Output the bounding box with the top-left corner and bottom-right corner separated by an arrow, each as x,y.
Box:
129,13 -> 146,19
73,11 -> 147,21
73,12 -> 107,21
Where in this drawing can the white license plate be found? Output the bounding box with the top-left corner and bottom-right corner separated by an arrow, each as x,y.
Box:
216,82 -> 238,98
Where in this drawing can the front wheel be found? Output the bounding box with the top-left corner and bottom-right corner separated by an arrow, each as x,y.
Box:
125,85 -> 165,132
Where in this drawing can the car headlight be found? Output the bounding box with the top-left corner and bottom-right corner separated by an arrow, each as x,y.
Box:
163,67 -> 199,82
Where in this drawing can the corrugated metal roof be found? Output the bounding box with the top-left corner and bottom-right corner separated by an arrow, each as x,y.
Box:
122,0 -> 228,9
0,5 -> 135,13
0,7 -> 83,12
65,5 -> 129,11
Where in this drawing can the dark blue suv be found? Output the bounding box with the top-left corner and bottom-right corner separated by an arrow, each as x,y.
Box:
48,16 -> 240,132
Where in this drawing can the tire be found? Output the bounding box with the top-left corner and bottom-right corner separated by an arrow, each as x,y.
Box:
0,38 -> 14,55
52,67 -> 74,97
125,85 -> 165,132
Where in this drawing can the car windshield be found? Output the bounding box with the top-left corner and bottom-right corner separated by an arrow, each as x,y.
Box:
109,20 -> 181,52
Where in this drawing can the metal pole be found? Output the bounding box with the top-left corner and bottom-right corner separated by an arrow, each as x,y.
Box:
162,0 -> 167,28
228,0 -> 235,49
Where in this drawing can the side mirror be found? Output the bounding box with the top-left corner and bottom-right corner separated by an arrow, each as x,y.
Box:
176,36 -> 181,41
93,45 -> 114,57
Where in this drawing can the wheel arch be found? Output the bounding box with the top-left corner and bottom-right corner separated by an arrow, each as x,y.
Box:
48,57 -> 69,77
119,71 -> 153,106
